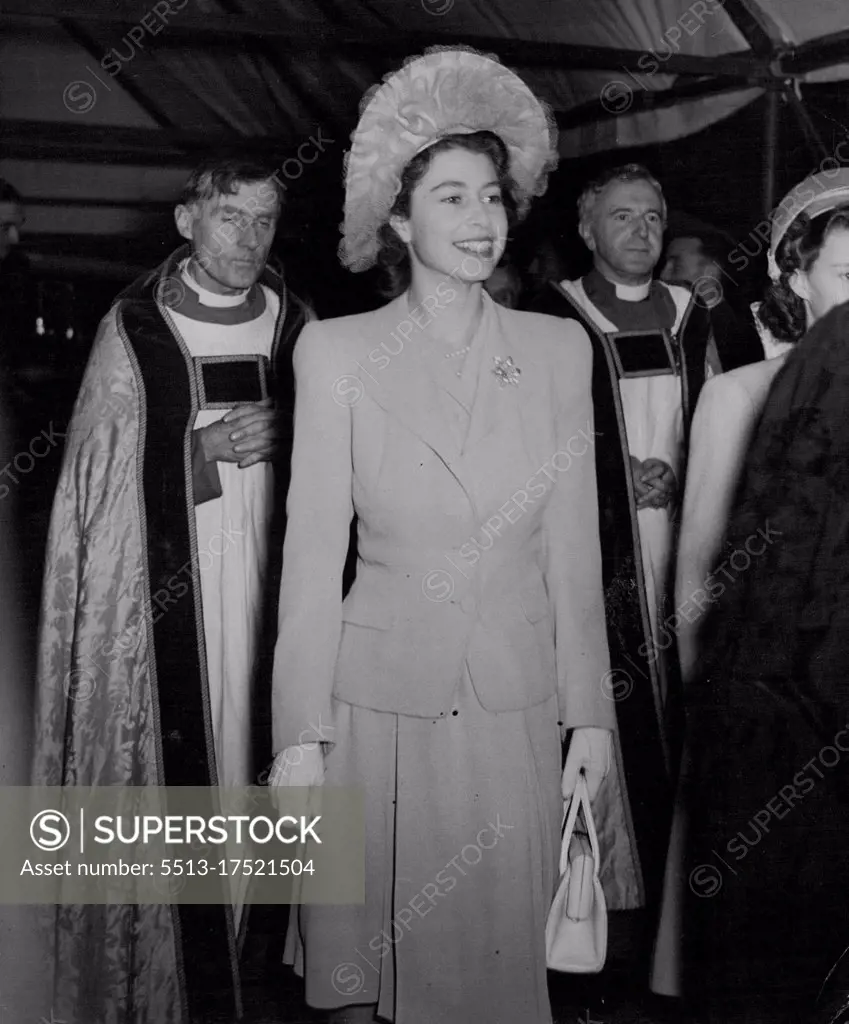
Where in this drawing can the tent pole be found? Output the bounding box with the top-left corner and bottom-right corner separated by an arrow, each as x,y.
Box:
763,89 -> 780,220
785,84 -> 830,163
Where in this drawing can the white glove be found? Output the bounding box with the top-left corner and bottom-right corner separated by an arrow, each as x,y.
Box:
561,727 -> 611,802
268,742 -> 325,788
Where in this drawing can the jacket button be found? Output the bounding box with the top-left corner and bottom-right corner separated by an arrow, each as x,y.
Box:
460,595 -> 476,614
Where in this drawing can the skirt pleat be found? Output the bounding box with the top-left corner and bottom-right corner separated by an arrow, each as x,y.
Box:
284,666 -> 562,1024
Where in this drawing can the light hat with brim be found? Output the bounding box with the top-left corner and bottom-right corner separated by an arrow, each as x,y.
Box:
340,46 -> 558,273
768,168 -> 849,281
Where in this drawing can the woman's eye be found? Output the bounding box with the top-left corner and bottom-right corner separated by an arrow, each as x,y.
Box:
483,194 -> 503,205
441,195 -> 462,204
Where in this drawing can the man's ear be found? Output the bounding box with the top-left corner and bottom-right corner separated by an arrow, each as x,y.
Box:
578,220 -> 596,252
175,204 -> 195,243
788,268 -> 811,304
389,214 -> 411,245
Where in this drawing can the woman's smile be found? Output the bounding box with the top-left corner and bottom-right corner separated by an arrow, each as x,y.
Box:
454,237 -> 497,260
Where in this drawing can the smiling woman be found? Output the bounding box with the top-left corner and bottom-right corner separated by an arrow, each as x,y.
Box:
268,47 -> 616,1024
375,130 -> 517,299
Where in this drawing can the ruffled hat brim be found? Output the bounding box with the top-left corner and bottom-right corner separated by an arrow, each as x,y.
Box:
768,167 -> 849,281
340,46 -> 558,272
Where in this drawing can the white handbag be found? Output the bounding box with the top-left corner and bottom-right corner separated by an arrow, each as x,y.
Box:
545,774 -> 608,973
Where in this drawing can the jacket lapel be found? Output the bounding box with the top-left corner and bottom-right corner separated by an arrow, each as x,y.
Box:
464,297 -> 535,459
359,297 -> 474,499
358,295 -> 543,513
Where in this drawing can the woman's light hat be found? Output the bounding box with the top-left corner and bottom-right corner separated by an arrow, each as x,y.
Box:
768,167 -> 849,280
340,46 -> 558,272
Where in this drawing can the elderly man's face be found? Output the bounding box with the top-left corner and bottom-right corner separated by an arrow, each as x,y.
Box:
0,202 -> 25,264
582,178 -> 664,285
176,179 -> 280,295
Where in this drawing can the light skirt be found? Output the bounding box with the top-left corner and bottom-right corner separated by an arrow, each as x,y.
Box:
284,666 -> 562,1024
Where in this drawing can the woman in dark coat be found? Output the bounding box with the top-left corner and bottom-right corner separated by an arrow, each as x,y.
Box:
684,299 -> 849,1023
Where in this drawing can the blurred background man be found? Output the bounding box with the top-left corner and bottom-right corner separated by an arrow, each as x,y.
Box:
0,178 -> 25,266
483,257 -> 522,308
661,230 -> 764,370
0,178 -> 30,373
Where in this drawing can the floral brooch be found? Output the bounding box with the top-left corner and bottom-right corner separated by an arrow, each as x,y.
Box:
492,355 -> 521,387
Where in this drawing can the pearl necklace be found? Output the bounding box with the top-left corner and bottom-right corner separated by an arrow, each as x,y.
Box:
444,344 -> 471,377
444,345 -> 471,359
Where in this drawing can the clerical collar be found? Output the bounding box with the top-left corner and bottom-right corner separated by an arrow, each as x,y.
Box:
181,260 -> 250,307
584,267 -> 676,331
589,268 -> 651,301
157,258 -> 267,325
614,278 -> 651,301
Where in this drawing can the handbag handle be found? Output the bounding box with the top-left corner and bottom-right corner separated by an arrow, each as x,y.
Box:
558,774 -> 602,879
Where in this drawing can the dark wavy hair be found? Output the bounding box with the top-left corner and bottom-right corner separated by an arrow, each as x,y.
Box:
376,130 -> 519,299
178,152 -> 285,211
759,206 -> 849,345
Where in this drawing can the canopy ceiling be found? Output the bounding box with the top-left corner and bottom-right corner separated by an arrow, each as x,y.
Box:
1,0 -> 848,281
